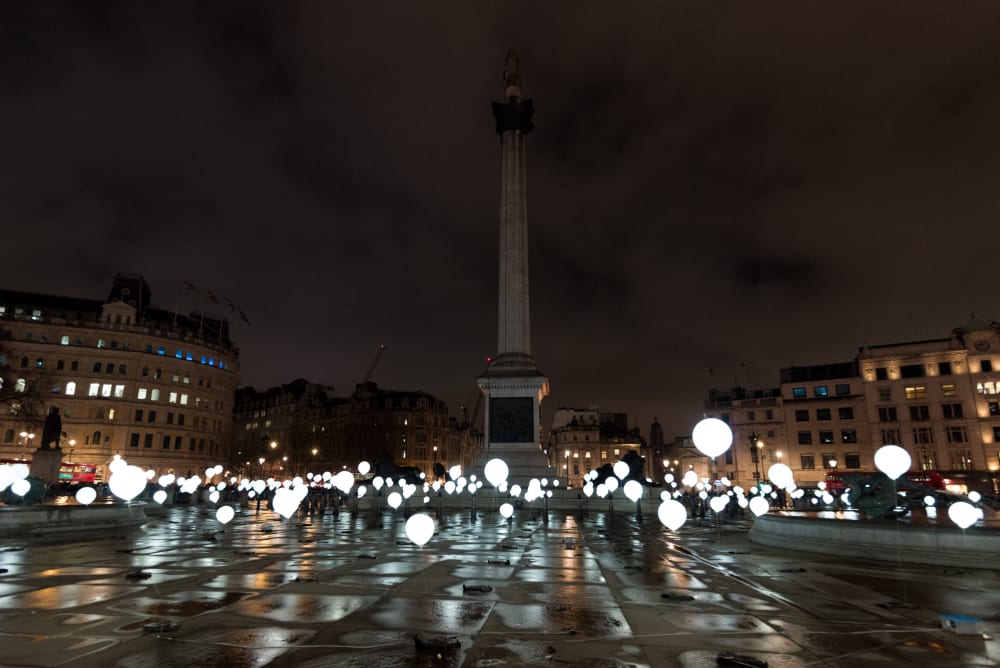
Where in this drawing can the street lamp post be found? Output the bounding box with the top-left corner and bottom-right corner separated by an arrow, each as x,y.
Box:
749,432 -> 764,486
565,450 -> 571,487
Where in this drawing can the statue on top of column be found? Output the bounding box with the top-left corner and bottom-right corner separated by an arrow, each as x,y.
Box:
503,50 -> 522,100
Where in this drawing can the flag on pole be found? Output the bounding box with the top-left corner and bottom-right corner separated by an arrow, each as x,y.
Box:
206,288 -> 219,304
237,307 -> 251,325
182,280 -> 199,293
224,296 -> 236,313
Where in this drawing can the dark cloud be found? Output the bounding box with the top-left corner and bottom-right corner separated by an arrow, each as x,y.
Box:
2,1 -> 1000,437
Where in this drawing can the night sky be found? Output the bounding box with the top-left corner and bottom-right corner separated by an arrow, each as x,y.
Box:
4,3 -> 1000,439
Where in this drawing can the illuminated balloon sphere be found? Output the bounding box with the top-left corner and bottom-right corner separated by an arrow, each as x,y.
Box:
613,461 -> 630,480
623,479 -> 644,503
208,491 -> 220,504
749,496 -> 770,517
948,501 -> 979,529
484,458 -> 509,487
606,477 -> 619,493
333,470 -> 355,493
153,490 -> 168,504
709,496 -> 728,513
358,460 -> 371,476
682,470 -> 699,487
10,478 -> 30,496
75,486 -> 97,505
968,491 -> 982,503
874,445 -> 911,480
271,487 -> 302,519
405,513 -> 435,546
691,417 -> 733,458
387,491 -> 402,509
357,486 -> 367,498
657,499 -> 688,531
499,502 -> 514,519
216,505 -> 235,524
767,463 -> 794,490
109,465 -> 149,501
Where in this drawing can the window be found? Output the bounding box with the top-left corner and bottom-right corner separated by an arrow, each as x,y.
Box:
821,452 -> 836,467
71,361 -> 78,371
912,426 -> 934,444
938,361 -> 952,376
977,381 -> 999,395
838,407 -> 854,420
106,364 -> 114,374
167,413 -> 174,425
174,436 -> 183,450
169,392 -> 178,404
129,433 -> 140,448
942,403 -> 964,419
147,411 -> 156,423
60,335 -> 70,345
162,436 -> 171,449
878,407 -> 898,422
990,402 -> 1000,416
765,410 -> 773,420
142,367 -> 149,377
180,394 -> 189,405
841,429 -> 858,443
800,454 -> 816,470
904,385 -> 926,399
88,383 -> 100,397
797,431 -> 812,445
843,453 -> 860,468
941,383 -> 957,397
878,388 -> 891,401
881,428 -> 901,444
795,409 -> 809,422
792,387 -> 806,398
909,405 -> 930,421
994,426 -> 1000,441
93,362 -> 102,373
144,434 -> 153,448
950,449 -> 973,471
900,364 -> 925,378
135,409 -> 143,421
118,364 -> 127,375
150,389 -> 160,401
137,388 -> 148,400
177,414 -> 185,426
945,425 -> 968,443
875,367 -> 888,380
747,410 -> 755,422
816,408 -> 831,421
814,385 -> 829,397
65,382 -> 76,396
819,430 -> 834,444
917,448 -> 936,470
835,384 -> 850,395
982,360 -> 994,373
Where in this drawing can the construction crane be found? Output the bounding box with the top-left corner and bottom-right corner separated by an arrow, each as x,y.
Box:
362,344 -> 387,384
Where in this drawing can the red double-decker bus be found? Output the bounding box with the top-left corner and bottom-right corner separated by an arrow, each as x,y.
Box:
0,459 -> 100,484
824,470 -> 946,494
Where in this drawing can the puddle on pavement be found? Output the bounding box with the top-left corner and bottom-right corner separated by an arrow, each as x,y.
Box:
230,593 -> 377,623
669,612 -> 776,634
369,597 -> 493,634
515,566 -> 605,584
202,573 -> 292,589
109,591 -> 250,617
492,601 -> 632,637
450,564 -> 514,580
116,624 -> 314,668
0,584 -> 144,610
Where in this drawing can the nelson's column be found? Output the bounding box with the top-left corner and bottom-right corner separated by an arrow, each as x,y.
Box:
476,52 -> 552,484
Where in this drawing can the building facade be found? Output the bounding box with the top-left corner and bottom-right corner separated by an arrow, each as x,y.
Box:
233,380 -> 478,480
0,274 -> 240,480
548,406 -> 647,487
702,318 -> 1000,493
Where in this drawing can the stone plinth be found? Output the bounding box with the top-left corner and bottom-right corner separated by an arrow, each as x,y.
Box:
29,447 -> 62,484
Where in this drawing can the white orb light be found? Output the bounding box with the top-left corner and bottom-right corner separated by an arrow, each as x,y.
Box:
272,487 -> 302,518
357,486 -> 367,498
499,502 -> 514,519
405,513 -> 435,546
109,465 -> 148,501
623,479 -> 644,503
748,495 -> 770,517
358,460 -> 371,476
613,461 -> 630,480
11,478 -> 31,496
75,486 -> 97,505
767,463 -> 794,490
657,499 -> 687,531
153,489 -> 168,504
333,470 -> 355,493
509,483 -> 522,498
691,417 -> 733,458
709,496 -> 728,513
606,477 -> 619,493
387,491 -> 402,509
968,491 -> 982,504
874,445 -> 911,480
948,501 -> 979,529
216,505 -> 235,524
484,458 -> 509,487
682,470 -> 699,487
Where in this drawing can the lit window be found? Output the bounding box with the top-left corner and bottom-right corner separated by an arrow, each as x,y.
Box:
88,383 -> 100,397
169,392 -> 178,404
101,384 -> 112,397
60,335 -> 70,345
942,383 -> 957,396
97,339 -> 105,348
137,388 -> 148,400
180,394 -> 189,405
186,352 -> 193,361
114,384 -> 125,398
904,385 -> 927,399
175,350 -> 183,358
65,382 -> 76,396
814,386 -> 829,397
150,389 -> 160,401
157,347 -> 165,355
792,387 -> 806,398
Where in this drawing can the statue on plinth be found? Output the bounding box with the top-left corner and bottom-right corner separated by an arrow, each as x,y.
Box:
40,407 -> 62,450
503,49 -> 522,100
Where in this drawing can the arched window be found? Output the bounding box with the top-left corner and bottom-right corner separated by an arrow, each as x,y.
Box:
19,356 -> 28,367
200,355 -> 207,364
175,350 -> 183,359
15,378 -> 26,392
110,340 -> 118,348
185,352 -> 193,361
60,335 -> 70,345
57,360 -> 65,370
3,429 -> 13,443
70,361 -> 79,371
92,430 -> 101,445
106,364 -> 114,374
154,368 -> 162,379
65,382 -> 76,396
118,364 -> 126,375
157,347 -> 166,355
97,339 -> 105,348
142,366 -> 149,377
93,362 -> 102,373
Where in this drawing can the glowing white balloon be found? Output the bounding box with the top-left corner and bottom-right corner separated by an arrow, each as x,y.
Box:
613,461 -> 630,480
709,496 -> 728,513
387,491 -> 402,509
357,486 -> 367,498
968,491 -> 982,503
583,482 -> 594,498
75,486 -> 97,505
109,456 -> 127,474
216,505 -> 235,524
691,417 -> 733,458
109,465 -> 148,501
874,445 -> 911,480
11,478 -> 30,496
208,491 -> 220,504
657,499 -> 687,530
749,496 -> 769,517
623,479 -> 643,503
767,463 -> 794,489
499,502 -> 514,519
153,490 -> 168,504
372,476 -> 384,491
333,470 -> 355,493
405,513 -> 435,546
606,477 -> 619,493
509,484 -> 521,498
271,487 -> 301,518
682,470 -> 699,487
358,461 -> 371,476
484,458 -> 509,487
948,501 -> 979,529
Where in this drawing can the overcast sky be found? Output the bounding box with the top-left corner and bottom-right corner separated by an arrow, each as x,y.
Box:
3,2 -> 1000,438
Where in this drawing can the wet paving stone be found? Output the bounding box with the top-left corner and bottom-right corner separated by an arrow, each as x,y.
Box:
0,584 -> 145,610
230,593 -> 378,623
108,591 -> 251,617
491,601 -> 633,637
368,597 -> 494,635
115,624 -> 315,668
